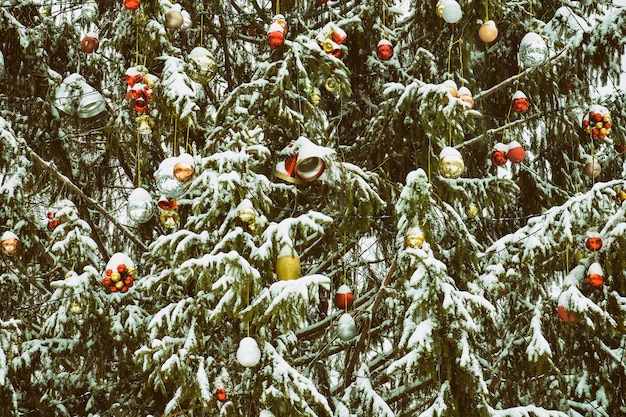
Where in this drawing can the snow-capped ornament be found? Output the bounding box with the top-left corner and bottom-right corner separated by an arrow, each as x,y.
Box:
511,90 -> 529,114
1,231 -> 20,256
404,226 -> 425,248
582,105 -> 611,140
376,39 -> 394,60
585,231 -> 602,252
155,157 -> 187,198
160,209 -> 179,229
127,187 -> 153,223
187,47 -> 217,84
215,387 -> 228,402
236,337 -> 261,367
102,253 -> 136,294
274,137 -> 329,184
54,73 -> 106,118
310,88 -> 321,106
125,66 -> 144,87
157,196 -> 178,211
437,0 -> 462,24
518,32 -> 548,68
457,86 -> 474,108
586,262 -> 604,288
123,0 -> 140,10
334,284 -> 354,310
507,141 -> 526,163
442,80 -> 458,98
80,32 -> 99,54
316,22 -> 347,57
267,15 -> 287,49
180,10 -> 192,31
465,203 -> 479,218
478,20 -> 498,43
337,313 -> 357,341
164,9 -> 184,30
236,199 -> 258,232
173,153 -> 195,183
276,246 -> 300,281
557,293 -> 575,323
439,146 -> 464,178
583,159 -> 601,179
491,143 -> 508,167
47,211 -> 61,231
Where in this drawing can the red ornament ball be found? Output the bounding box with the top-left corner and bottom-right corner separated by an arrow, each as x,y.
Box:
334,284 -> 354,310
124,0 -> 140,10
490,143 -> 508,167
80,33 -> 99,54
376,39 -> 394,61
511,91 -> 529,113
585,236 -> 602,252
507,141 -> 526,163
267,23 -> 286,49
215,387 -> 228,402
557,305 -> 576,323
586,262 -> 604,288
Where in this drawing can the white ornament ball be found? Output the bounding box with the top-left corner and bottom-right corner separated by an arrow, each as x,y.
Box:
337,313 -> 357,341
518,32 -> 549,68
438,0 -> 462,24
236,337 -> 262,367
155,157 -> 187,199
127,187 -> 154,223
439,146 -> 464,179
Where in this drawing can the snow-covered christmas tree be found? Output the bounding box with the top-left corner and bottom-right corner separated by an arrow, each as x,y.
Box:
0,0 -> 624,416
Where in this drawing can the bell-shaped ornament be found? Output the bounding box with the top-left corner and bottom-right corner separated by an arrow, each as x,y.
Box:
155,157 -> 187,198
160,209 -> 180,229
187,46 -> 217,84
518,32 -> 548,68
77,80 -> 106,119
337,313 -> 357,341
136,114 -> 154,136
173,153 -> 195,182
125,66 -> 144,87
439,147 -> 464,178
274,137 -> 329,184
1,231 -> 20,256
276,245 -> 301,281
236,337 -> 261,367
127,187 -> 153,223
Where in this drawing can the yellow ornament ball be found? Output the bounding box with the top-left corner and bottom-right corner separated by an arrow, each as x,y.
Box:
404,226 -> 425,248
276,246 -> 301,280
478,20 -> 498,43
439,146 -> 465,179
110,272 -> 122,283
465,203 -> 479,218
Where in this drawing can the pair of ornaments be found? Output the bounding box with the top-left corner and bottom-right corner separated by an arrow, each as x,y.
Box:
53,73 -> 106,119
491,141 -> 526,166
316,22 -> 347,58
125,66 -> 156,113
101,253 -> 136,294
334,288 -> 357,340
442,80 -> 474,109
581,105 -> 611,140
437,0 -> 500,44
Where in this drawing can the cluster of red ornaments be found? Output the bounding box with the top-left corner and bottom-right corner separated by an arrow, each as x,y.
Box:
582,105 -> 611,140
125,67 -> 154,113
46,211 -> 61,231
102,263 -> 136,294
490,141 -> 526,166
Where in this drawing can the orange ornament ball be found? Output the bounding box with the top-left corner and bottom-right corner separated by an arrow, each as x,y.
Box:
585,236 -> 602,252
478,20 -> 498,43
586,262 -> 604,288
376,39 -> 394,61
215,387 -> 228,402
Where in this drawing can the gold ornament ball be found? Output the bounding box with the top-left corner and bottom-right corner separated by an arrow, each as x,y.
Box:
164,10 -> 184,29
174,162 -> 194,183
69,301 -> 84,314
276,246 -> 301,280
439,146 -> 465,179
478,20 -> 498,43
110,272 -> 121,283
615,189 -> 626,205
465,203 -> 479,218
583,160 -> 601,179
1,231 -> 19,256
404,226 -> 425,248
310,88 -> 322,106
237,206 -> 257,224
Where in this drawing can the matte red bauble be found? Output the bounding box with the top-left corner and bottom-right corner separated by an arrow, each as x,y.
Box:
585,236 -> 602,252
586,262 -> 604,288
376,39 -> 394,61
334,284 -> 354,310
215,387 -> 228,402
557,305 -> 576,323
123,0 -> 140,10
491,143 -> 508,167
511,90 -> 529,113
507,141 -> 526,163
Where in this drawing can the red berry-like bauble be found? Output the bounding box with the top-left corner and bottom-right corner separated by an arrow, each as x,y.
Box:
121,286 -> 129,293
117,263 -> 128,274
334,284 -> 354,310
80,33 -> 99,54
215,387 -> 228,402
102,277 -> 112,286
376,39 -> 394,61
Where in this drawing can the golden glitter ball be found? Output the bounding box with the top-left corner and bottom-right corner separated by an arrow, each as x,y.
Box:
404,226 -> 425,248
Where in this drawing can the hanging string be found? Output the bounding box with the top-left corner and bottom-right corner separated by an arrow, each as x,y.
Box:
428,136 -> 432,183
200,8 -> 204,48
134,16 -> 139,66
136,131 -> 141,187
565,242 -> 570,276
173,116 -> 178,156
342,231 -> 347,285
458,39 -> 464,85
185,121 -> 191,154
276,0 -> 280,15
484,0 -> 489,21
